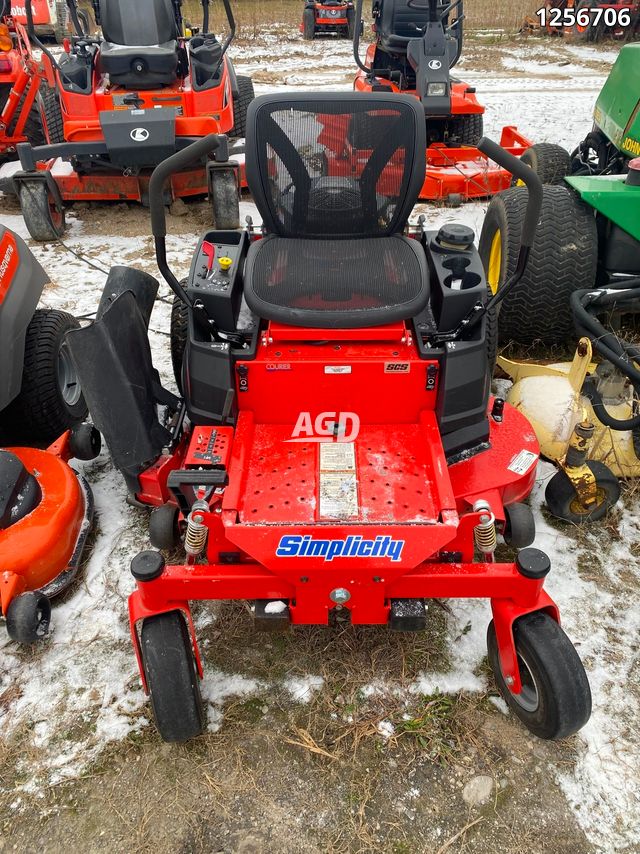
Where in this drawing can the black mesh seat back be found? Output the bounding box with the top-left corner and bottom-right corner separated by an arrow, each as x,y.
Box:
244,235 -> 429,328
99,0 -> 178,46
245,93 -> 426,239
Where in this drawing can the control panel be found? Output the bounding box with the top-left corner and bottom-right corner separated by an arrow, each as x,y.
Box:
187,229 -> 249,332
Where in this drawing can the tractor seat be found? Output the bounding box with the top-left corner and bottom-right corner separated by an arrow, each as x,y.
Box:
243,93 -> 428,329
377,0 -> 433,53
97,0 -> 179,89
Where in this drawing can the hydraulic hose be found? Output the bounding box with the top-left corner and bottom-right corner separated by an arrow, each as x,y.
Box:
570,283 -> 640,430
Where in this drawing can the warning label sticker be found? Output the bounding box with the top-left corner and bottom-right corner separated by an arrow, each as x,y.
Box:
319,442 -> 358,518
507,449 -> 538,476
320,442 -> 356,472
319,473 -> 359,518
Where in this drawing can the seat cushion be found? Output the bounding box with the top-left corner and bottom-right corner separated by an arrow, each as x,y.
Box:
99,41 -> 178,89
244,234 -> 429,328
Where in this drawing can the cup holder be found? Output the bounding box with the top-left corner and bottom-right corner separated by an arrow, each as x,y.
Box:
442,256 -> 481,291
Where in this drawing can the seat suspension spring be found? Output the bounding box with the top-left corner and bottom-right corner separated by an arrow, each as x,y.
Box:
185,499 -> 209,557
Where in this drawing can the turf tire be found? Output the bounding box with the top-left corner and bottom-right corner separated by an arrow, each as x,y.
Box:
170,279 -> 189,393
141,610 -> 205,743
1,309 -> 87,444
520,143 -> 571,185
487,611 -> 591,739
478,185 -> 597,345
449,113 -> 483,146
230,75 -> 255,138
40,83 -> 65,144
303,7 -> 315,39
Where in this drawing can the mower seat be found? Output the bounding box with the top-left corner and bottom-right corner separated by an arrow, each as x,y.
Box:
97,0 -> 179,89
243,93 -> 428,329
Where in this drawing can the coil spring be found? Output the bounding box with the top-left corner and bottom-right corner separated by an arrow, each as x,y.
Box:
473,502 -> 497,555
185,500 -> 209,556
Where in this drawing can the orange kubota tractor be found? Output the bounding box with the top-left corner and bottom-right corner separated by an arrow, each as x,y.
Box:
12,0 -> 254,240
352,0 -> 533,202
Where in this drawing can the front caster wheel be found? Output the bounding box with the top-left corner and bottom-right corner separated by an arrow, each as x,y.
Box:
69,423 -> 101,461
6,591 -> 52,643
503,502 -> 535,548
545,460 -> 620,524
19,181 -> 66,242
487,612 -> 591,740
149,503 -> 180,551
140,611 -> 205,742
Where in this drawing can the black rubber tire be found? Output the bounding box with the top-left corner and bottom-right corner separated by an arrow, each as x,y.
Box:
520,143 -> 571,185
170,279 -> 189,392
230,75 -> 255,139
1,309 -> 87,445
485,285 -> 498,375
69,423 -> 101,461
210,167 -> 240,229
545,460 -> 620,524
449,113 -> 483,146
572,0 -> 595,41
19,181 -> 66,242
39,83 -> 65,145
478,185 -> 598,345
6,592 -> 52,644
140,610 -> 205,743
8,95 -> 46,147
487,611 -> 591,739
503,502 -> 536,548
303,8 -> 316,39
76,8 -> 91,36
347,7 -> 356,39
149,503 -> 180,551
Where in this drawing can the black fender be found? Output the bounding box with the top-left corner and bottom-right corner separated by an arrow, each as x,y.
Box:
226,56 -> 239,101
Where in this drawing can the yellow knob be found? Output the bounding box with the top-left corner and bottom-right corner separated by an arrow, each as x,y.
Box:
218,256 -> 233,272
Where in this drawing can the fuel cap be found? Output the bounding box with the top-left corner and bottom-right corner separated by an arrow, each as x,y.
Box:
435,223 -> 475,250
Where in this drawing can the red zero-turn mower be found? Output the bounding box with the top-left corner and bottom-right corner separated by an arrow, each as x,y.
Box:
301,1 -> 357,40
0,225 -> 100,644
11,0 -> 253,241
353,0 -> 533,202
68,93 -> 592,743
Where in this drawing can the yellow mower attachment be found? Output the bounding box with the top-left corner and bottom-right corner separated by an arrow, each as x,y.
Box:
498,338 -> 626,523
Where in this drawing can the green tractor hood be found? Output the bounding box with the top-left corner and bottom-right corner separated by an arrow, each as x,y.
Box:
593,43 -> 640,159
566,174 -> 640,242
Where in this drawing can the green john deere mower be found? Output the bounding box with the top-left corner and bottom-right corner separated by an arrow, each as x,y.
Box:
476,44 -> 640,524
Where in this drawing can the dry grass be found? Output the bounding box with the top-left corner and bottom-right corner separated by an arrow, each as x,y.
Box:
183,0 -> 541,40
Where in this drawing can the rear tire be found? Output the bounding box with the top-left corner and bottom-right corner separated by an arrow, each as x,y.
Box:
140,611 -> 205,743
39,83 -> 65,145
230,75 -> 254,139
487,612 -> 591,739
347,7 -> 356,39
19,181 -> 66,242
520,143 -> 571,185
449,114 -> 483,146
303,8 -> 316,39
170,279 -> 189,393
478,185 -> 597,345
1,309 -> 87,445
545,460 -> 620,523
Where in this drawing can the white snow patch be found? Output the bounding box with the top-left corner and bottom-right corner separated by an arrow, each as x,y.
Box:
264,600 -> 287,615
377,719 -> 395,740
284,675 -> 324,703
